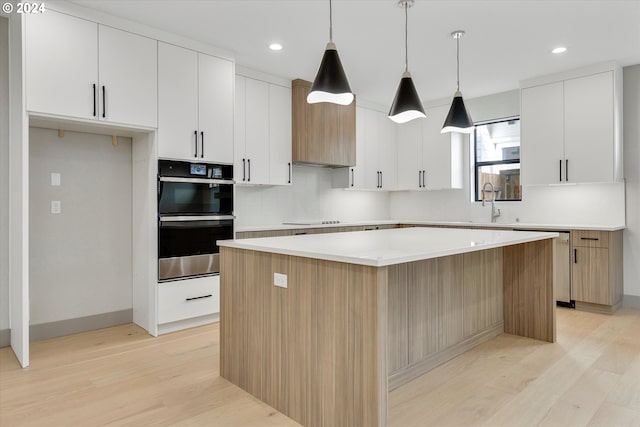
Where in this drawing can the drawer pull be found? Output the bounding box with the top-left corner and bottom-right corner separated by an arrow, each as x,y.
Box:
186,294 -> 212,301
580,237 -> 599,241
294,232 -> 307,235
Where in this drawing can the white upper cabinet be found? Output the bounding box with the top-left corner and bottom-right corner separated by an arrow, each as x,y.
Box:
521,65 -> 622,185
234,75 -> 292,185
158,43 -> 199,160
269,84 -> 293,185
396,105 -> 462,191
564,72 -> 615,183
158,43 -> 234,163
26,10 -> 157,128
396,119 -> 423,190
520,82 -> 564,185
198,53 -> 234,164
334,106 -> 396,190
98,25 -> 157,128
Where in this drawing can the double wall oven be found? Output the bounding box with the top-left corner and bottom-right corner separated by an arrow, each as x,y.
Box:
158,160 -> 234,281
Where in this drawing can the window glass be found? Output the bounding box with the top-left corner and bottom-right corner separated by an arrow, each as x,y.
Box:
474,119 -> 521,201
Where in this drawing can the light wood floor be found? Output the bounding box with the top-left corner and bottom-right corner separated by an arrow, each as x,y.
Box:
1,307 -> 640,426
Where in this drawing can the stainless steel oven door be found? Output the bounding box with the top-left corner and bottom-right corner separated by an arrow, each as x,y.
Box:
158,215 -> 234,281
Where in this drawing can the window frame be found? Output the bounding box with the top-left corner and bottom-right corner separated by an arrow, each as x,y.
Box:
472,117 -> 522,202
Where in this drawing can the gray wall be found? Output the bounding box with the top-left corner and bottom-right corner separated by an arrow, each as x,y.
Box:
29,128 -> 133,325
623,65 -> 640,300
0,17 -> 9,344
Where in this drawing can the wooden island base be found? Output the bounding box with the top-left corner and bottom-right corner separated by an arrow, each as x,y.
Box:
220,239 -> 555,427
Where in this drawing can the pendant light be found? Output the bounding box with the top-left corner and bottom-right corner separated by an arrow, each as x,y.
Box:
388,0 -> 426,124
307,0 -> 354,105
441,30 -> 474,134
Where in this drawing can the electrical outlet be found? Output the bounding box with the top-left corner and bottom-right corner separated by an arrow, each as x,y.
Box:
51,173 -> 61,186
51,200 -> 61,214
274,272 -> 287,288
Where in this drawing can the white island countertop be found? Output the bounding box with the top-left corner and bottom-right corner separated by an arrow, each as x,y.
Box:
219,227 -> 559,267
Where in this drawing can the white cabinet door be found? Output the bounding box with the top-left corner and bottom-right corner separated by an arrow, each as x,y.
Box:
158,43 -> 199,161
520,81 -> 564,185
198,53 -> 234,164
243,78 -> 270,184
234,76 -> 247,182
98,25 -> 157,128
351,107 -> 367,188
269,84 -> 292,185
378,115 -> 397,190
423,105 -> 457,190
363,109 -> 381,190
564,71 -> 614,183
26,11 -> 98,120
396,119 -> 423,190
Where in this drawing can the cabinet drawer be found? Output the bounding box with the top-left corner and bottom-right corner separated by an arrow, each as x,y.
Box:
571,230 -> 609,248
158,275 -> 219,324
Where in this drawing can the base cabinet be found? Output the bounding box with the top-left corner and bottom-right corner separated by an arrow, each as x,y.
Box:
158,275 -> 220,332
571,230 -> 623,313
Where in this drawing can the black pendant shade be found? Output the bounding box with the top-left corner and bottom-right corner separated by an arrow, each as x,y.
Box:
441,91 -> 474,133
388,71 -> 426,124
307,42 -> 354,105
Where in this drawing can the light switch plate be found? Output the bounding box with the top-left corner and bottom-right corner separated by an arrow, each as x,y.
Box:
51,173 -> 61,186
51,200 -> 61,214
274,272 -> 287,288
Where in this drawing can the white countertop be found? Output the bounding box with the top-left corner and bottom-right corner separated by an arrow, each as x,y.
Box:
219,227 -> 559,267
235,220 -> 624,233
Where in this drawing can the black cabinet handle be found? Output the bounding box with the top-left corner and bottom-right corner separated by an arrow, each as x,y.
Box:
194,130 -> 198,158
294,232 -> 307,235
242,158 -> 246,181
102,85 -> 106,118
422,170 -> 426,188
288,162 -> 292,184
566,159 -> 569,182
351,168 -> 354,187
580,237 -> 599,241
559,159 -> 562,182
92,84 -> 97,117
418,171 -> 422,188
186,294 -> 212,301
247,159 -> 251,182
574,248 -> 577,263
200,131 -> 204,158
380,171 -> 383,188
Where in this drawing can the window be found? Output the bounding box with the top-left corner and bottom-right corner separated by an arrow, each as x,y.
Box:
473,118 -> 521,201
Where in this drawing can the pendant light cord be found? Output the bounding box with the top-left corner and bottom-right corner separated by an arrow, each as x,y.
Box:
404,2 -> 408,72
329,0 -> 333,41
456,35 -> 460,91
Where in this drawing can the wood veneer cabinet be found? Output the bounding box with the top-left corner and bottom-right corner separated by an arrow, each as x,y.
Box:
291,79 -> 356,167
571,230 -> 623,313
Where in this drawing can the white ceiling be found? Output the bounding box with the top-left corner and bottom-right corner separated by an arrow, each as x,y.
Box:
69,0 -> 640,108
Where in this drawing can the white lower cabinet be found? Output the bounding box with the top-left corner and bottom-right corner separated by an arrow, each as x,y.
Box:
158,275 -> 220,327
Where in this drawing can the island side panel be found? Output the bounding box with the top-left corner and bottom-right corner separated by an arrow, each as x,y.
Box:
220,247 -> 388,427
503,239 -> 556,343
462,249 -> 504,338
388,250 -> 503,391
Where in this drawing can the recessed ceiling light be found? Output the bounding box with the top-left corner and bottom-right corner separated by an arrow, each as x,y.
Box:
552,46 -> 567,54
269,43 -> 283,51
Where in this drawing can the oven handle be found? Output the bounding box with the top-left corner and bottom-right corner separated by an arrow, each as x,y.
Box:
159,177 -> 235,185
159,215 -> 235,222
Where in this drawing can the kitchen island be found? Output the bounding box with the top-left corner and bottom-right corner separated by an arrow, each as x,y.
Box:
218,227 -> 558,427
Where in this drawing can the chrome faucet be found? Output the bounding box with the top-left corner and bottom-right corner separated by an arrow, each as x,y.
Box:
481,182 -> 501,223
